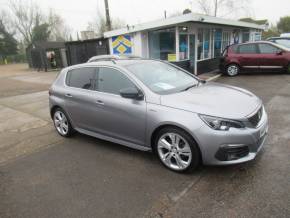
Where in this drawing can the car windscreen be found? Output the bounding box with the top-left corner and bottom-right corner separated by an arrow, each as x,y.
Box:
274,39 -> 290,48
125,61 -> 199,95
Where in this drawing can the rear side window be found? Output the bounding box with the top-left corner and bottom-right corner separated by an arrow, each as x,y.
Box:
66,68 -> 96,89
96,67 -> 135,95
258,43 -> 280,53
238,44 -> 257,54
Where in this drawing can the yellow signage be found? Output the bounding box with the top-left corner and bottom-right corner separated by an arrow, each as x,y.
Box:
167,54 -> 176,62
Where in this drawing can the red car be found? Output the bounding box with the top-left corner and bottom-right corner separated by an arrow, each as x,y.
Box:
220,41 -> 290,76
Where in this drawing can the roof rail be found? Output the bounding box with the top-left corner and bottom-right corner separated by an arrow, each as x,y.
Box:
87,54 -> 142,63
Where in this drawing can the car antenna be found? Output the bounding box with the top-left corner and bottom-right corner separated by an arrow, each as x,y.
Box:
111,59 -> 117,64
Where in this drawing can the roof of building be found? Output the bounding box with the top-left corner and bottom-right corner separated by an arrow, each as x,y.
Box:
104,13 -> 264,38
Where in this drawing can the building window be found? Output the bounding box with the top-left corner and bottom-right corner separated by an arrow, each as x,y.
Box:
242,31 -> 250,43
179,26 -> 188,60
148,28 -> 176,61
254,32 -> 262,41
214,29 -> 222,57
222,31 -> 231,51
197,29 -> 204,60
204,29 -> 210,59
198,28 -> 213,60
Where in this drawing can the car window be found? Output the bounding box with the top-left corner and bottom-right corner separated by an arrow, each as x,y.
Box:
258,43 -> 280,54
66,68 -> 95,90
96,67 -> 135,95
238,44 -> 257,54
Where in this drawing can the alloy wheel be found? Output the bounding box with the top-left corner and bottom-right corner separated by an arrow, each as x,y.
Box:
227,65 -> 239,76
157,133 -> 192,171
54,111 -> 69,136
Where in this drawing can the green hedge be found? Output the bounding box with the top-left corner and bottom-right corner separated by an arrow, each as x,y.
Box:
0,54 -> 27,64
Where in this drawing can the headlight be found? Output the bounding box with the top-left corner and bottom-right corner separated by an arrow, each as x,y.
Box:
199,114 -> 245,131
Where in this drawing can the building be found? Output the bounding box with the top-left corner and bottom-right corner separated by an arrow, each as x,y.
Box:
104,13 -> 264,74
26,41 -> 67,71
80,31 -> 98,40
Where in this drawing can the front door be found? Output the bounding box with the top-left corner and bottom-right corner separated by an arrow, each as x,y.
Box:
91,67 -> 147,146
257,43 -> 288,71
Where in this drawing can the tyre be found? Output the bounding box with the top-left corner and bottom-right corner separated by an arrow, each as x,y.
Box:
225,64 -> 240,76
53,108 -> 74,137
287,63 -> 290,73
154,127 -> 200,173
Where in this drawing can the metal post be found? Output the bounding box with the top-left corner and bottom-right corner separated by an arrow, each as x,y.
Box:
104,0 -> 112,31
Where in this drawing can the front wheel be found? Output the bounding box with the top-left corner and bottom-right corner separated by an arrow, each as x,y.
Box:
154,127 -> 200,173
225,64 -> 240,76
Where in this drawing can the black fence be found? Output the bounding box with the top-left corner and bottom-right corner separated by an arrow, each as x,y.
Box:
65,38 -> 109,66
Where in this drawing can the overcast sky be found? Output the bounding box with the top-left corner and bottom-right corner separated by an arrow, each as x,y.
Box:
1,0 -> 290,36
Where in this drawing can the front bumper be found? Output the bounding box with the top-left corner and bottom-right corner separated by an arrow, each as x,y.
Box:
195,110 -> 268,166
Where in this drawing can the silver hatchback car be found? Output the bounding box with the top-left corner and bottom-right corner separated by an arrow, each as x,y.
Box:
49,57 -> 268,173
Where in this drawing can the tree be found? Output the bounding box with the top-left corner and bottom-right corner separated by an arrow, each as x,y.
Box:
32,23 -> 50,42
0,18 -> 18,56
195,0 -> 249,17
8,0 -> 44,45
277,16 -> 290,33
8,0 -> 71,45
47,9 -> 71,41
87,8 -> 125,35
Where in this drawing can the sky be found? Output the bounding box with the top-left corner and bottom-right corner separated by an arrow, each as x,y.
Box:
1,0 -> 290,37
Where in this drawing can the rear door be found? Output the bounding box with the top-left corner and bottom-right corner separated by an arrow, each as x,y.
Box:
257,43 -> 288,71
65,67 -> 98,131
91,67 -> 147,146
237,43 -> 260,70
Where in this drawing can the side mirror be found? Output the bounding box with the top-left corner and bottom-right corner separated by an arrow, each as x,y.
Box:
276,50 -> 283,55
120,87 -> 144,100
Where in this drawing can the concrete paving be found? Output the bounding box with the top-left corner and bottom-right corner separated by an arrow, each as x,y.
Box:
0,65 -> 290,218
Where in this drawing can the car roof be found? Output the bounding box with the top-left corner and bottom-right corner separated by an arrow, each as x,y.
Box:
65,58 -> 157,71
87,54 -> 142,63
229,40 -> 290,51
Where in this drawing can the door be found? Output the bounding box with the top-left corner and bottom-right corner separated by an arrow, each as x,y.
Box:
189,34 -> 195,73
237,43 -> 260,70
257,43 -> 288,71
65,67 -> 98,131
91,67 -> 147,146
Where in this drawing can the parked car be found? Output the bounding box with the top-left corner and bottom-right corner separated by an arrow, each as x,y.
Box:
220,41 -> 290,76
49,56 -> 268,172
267,37 -> 290,48
280,33 -> 290,37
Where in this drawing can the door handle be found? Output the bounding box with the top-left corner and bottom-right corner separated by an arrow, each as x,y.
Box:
96,100 -> 105,105
65,93 -> 73,98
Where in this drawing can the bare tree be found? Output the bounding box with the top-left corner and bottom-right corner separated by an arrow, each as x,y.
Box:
195,0 -> 249,18
47,9 -> 72,41
87,8 -> 125,35
8,0 -> 44,45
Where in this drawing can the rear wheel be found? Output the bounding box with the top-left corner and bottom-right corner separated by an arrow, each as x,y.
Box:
226,64 -> 240,76
53,108 -> 74,137
154,127 -> 200,173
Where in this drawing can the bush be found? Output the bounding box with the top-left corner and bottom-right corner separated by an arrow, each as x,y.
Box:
0,54 -> 27,64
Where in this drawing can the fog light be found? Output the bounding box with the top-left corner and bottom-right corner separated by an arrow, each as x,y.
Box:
215,144 -> 249,161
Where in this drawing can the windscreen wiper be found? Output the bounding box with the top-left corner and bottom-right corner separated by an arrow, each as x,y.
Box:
182,84 -> 198,92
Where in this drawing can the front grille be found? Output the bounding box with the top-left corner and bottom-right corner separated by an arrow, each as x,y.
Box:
248,107 -> 263,127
